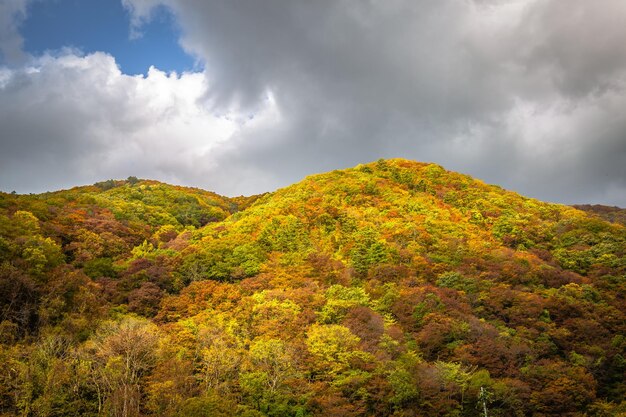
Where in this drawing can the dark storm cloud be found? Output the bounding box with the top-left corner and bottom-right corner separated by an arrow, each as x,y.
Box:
137,0 -> 626,204
518,0 -> 626,98
1,0 -> 626,206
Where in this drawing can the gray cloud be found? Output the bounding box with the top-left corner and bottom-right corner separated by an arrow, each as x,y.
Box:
1,0 -> 626,206
0,0 -> 28,64
151,0 -> 626,204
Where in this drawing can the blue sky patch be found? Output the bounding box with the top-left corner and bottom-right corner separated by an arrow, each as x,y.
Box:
21,0 -> 197,75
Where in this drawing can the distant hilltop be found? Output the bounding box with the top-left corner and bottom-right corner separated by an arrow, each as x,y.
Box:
1,158 -> 624,416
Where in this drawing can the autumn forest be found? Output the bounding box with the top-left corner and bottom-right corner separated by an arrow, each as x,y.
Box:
1,159 -> 625,417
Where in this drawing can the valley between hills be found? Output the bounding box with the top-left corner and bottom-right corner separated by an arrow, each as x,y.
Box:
1,159 -> 625,416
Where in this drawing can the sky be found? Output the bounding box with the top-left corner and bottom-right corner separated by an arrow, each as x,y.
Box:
0,0 -> 625,207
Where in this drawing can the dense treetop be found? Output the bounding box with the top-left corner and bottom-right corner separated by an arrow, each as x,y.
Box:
1,160 -> 624,416
574,204 -> 626,227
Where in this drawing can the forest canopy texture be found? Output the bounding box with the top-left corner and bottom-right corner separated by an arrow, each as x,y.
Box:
0,159 -> 625,416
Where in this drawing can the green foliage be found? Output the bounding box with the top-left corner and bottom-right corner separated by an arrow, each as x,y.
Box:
0,159 -> 624,416
318,285 -> 370,324
258,215 -> 311,253
350,228 -> 390,274
175,392 -> 236,417
386,352 -> 422,407
83,257 -> 116,278
413,293 -> 443,326
181,239 -> 265,282
436,271 -> 478,293
306,324 -> 363,376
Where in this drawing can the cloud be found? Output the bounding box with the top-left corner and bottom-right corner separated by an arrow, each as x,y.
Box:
0,52 -> 241,193
119,0 -> 626,205
121,0 -> 162,39
0,0 -> 29,64
1,0 -> 625,206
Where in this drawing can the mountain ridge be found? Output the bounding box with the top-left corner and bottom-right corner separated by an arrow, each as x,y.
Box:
5,158 -> 622,212
0,158 -> 624,416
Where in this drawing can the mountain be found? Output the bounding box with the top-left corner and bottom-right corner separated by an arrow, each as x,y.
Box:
0,159 -> 624,417
574,204 -> 626,226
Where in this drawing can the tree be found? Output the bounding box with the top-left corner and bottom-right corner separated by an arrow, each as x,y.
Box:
84,317 -> 160,417
306,324 -> 363,377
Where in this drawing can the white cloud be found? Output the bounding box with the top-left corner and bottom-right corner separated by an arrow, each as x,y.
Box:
121,0 -> 164,39
1,0 -> 625,206
0,52 -> 256,193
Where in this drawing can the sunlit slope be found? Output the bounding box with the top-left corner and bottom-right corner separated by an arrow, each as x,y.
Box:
0,178 -> 240,285
185,158 -> 625,283
3,178 -> 236,227
1,160 -> 625,416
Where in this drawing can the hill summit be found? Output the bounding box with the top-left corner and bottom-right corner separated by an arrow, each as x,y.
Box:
1,159 -> 625,416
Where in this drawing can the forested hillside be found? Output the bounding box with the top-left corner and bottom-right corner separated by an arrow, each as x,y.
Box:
574,205 -> 626,227
1,159 -> 625,416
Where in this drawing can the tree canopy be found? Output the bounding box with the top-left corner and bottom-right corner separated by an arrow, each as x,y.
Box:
1,159 -> 624,416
